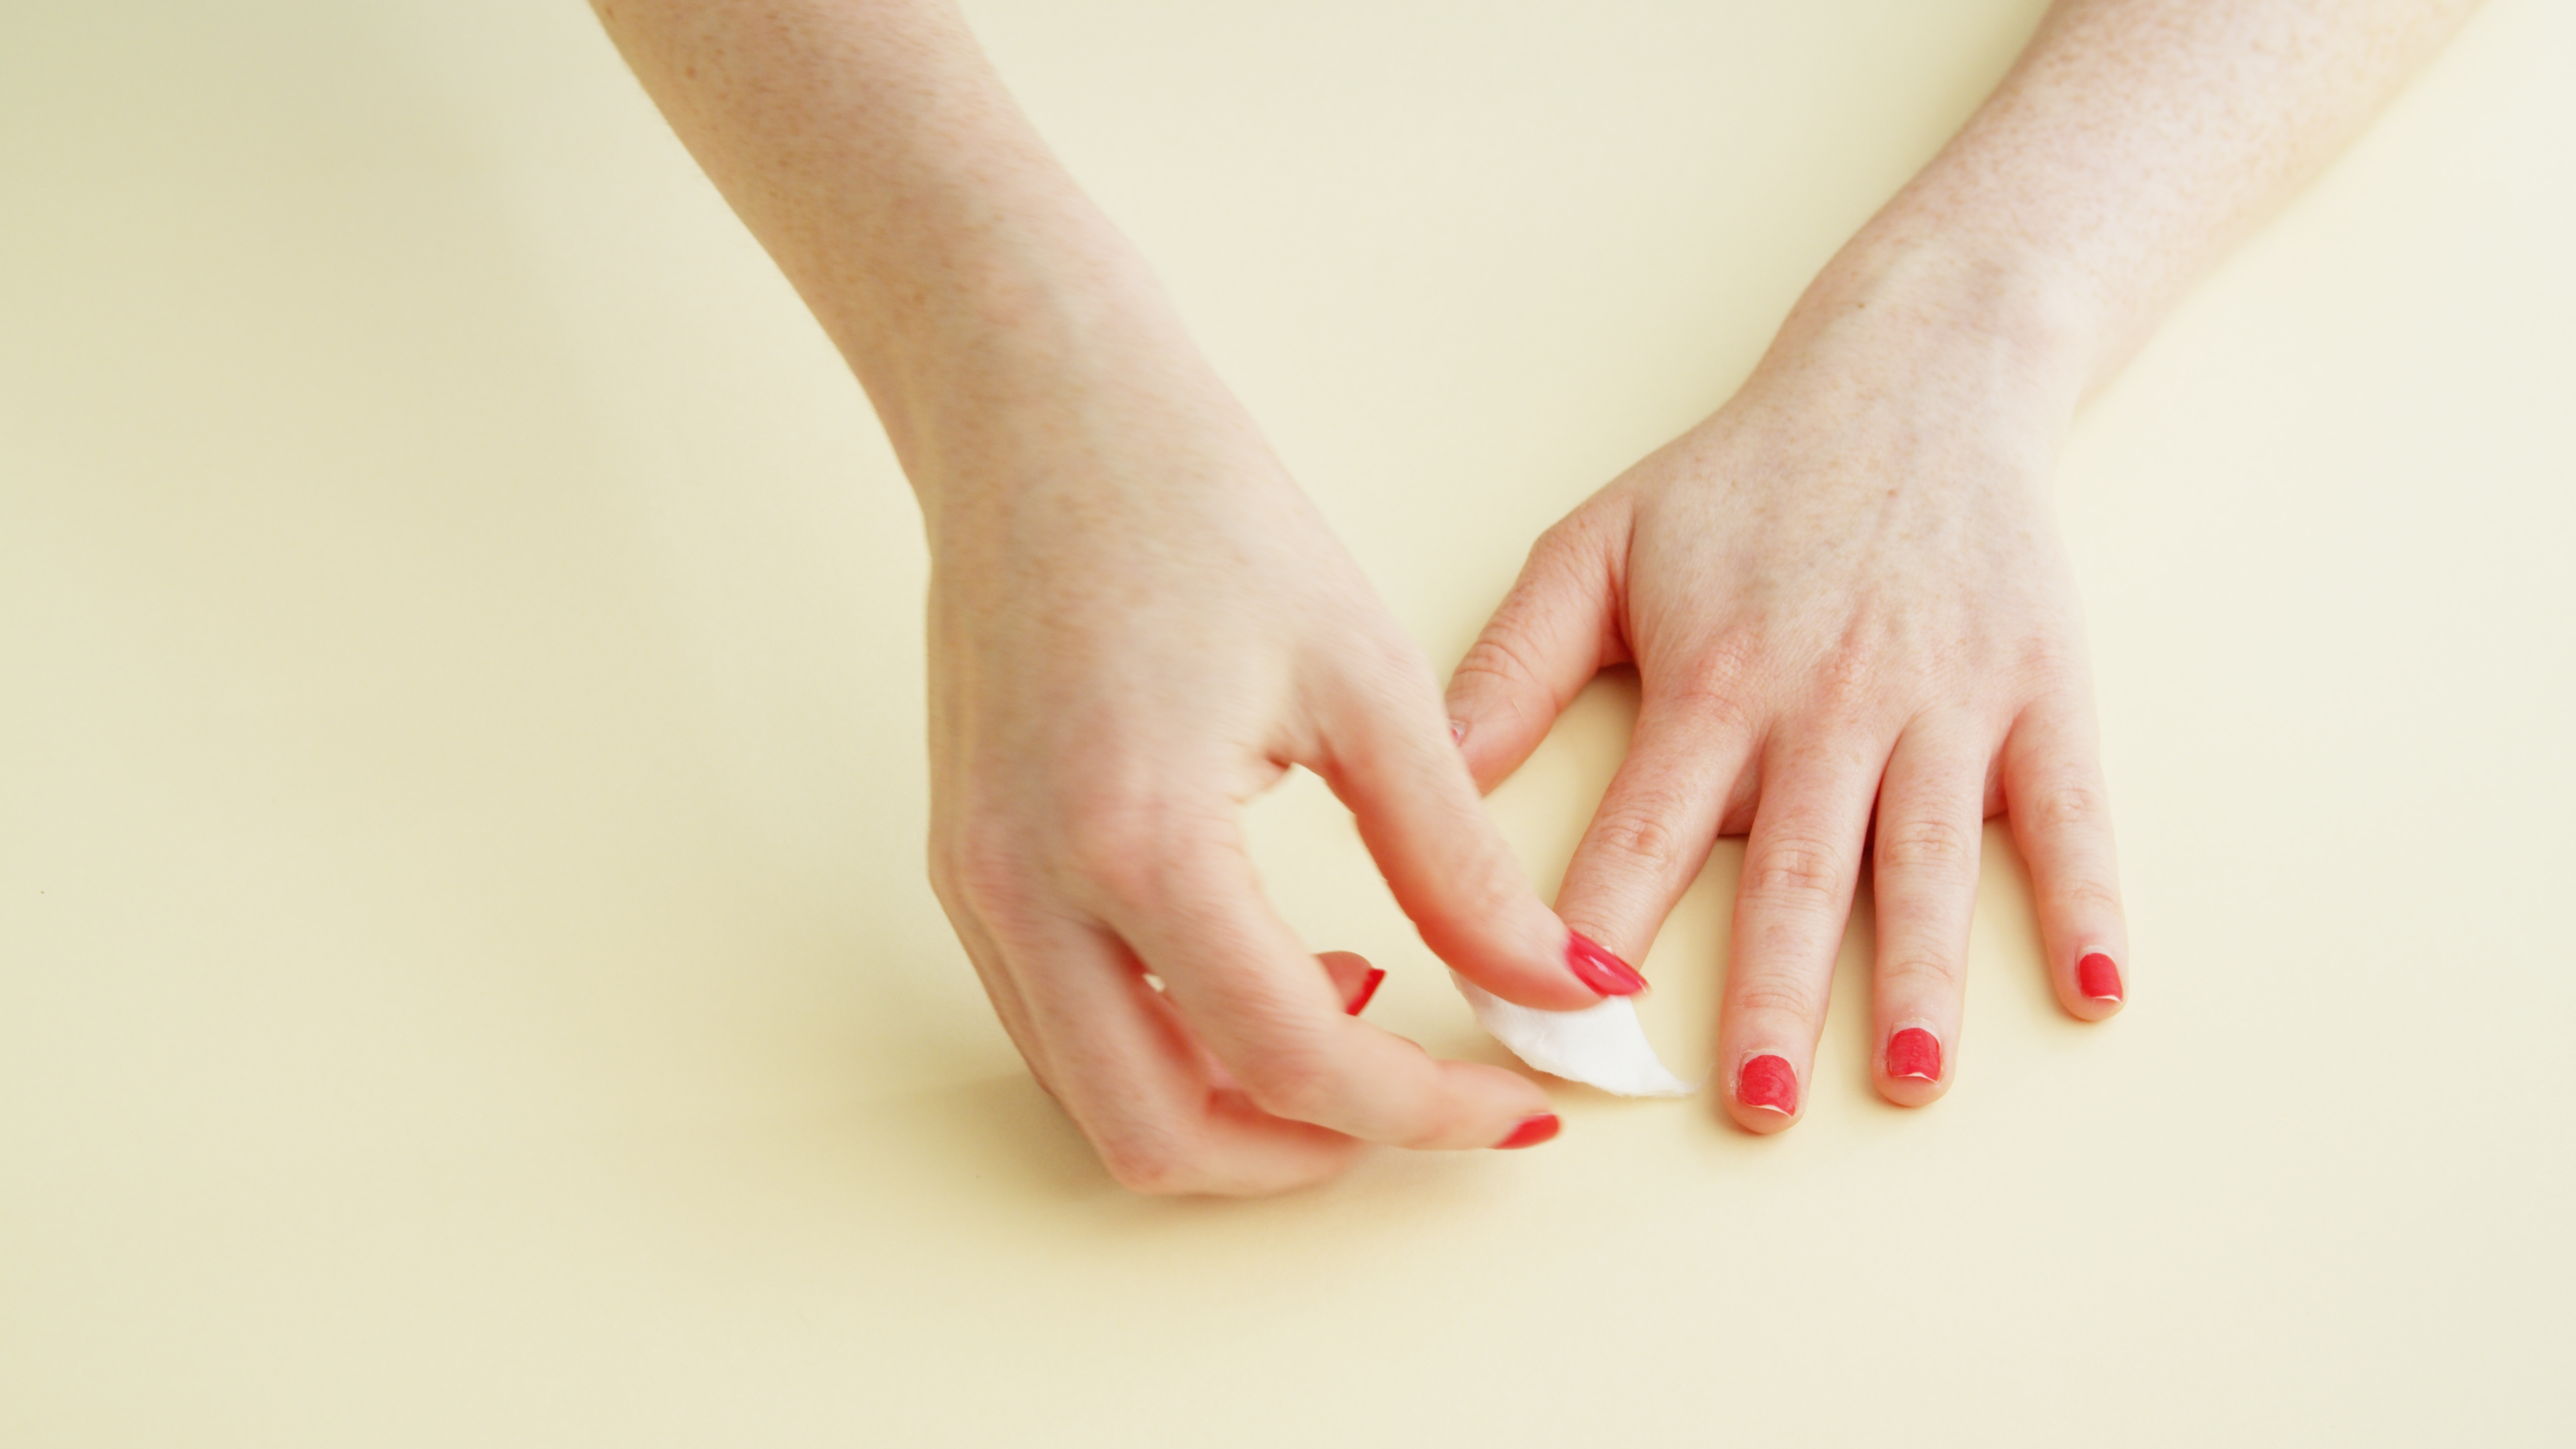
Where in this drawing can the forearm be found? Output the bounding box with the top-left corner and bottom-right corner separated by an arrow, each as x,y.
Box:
588,0 -> 1184,476
1790,0 -> 2480,397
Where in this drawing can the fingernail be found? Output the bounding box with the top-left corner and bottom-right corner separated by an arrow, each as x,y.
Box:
1449,720 -> 1467,746
1344,966 -> 1386,1016
1495,1113 -> 1560,1150
1737,1054 -> 1799,1114
2077,951 -> 2124,1003
1565,932 -> 1647,996
1886,1026 -> 1941,1082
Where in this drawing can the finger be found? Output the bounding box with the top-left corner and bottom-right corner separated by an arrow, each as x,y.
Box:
1095,822 -> 1562,1152
1317,667 -> 1626,1011
2002,692 -> 2129,1022
1868,716 -> 1989,1108
1554,686 -> 1761,964
991,905 -> 1369,1197
1443,517 -> 1624,791
1717,733 -> 1887,1134
1318,950 -> 1386,1016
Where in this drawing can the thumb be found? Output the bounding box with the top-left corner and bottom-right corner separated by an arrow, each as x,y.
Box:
1443,517 -> 1623,791
1313,650 -> 1644,1012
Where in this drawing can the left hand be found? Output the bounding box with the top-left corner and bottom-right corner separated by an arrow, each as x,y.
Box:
1444,250 -> 2131,1132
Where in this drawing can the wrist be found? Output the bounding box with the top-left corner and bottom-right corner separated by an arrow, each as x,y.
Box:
1769,225 -> 2105,418
826,197 -> 1179,453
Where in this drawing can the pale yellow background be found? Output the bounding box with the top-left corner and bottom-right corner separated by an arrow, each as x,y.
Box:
4,1 -> 2571,1444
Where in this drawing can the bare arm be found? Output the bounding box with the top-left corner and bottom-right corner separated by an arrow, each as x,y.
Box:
1843,0 -> 2476,390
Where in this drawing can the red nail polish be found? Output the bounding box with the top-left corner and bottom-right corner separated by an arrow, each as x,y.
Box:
1565,932 -> 1647,996
1344,967 -> 1386,1016
1737,1054 -> 1799,1114
2078,952 -> 2124,1002
1495,1113 -> 1560,1149
1886,1026 -> 1941,1082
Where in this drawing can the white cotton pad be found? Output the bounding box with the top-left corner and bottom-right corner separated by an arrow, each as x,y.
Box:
1451,973 -> 1699,1098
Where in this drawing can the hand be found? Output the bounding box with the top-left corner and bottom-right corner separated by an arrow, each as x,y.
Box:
1444,251 -> 2129,1133
917,284 -> 1628,1194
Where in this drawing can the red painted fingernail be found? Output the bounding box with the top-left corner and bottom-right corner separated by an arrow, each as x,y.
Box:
1344,966 -> 1386,1016
1450,720 -> 1467,745
2078,952 -> 2124,1003
1886,1026 -> 1941,1081
1495,1113 -> 1560,1150
1737,1055 -> 1799,1114
1565,932 -> 1647,996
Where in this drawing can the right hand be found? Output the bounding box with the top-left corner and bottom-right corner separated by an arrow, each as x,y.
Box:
910,276 -> 1638,1196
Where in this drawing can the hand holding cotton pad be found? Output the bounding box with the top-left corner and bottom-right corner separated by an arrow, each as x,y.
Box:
1452,973 -> 1698,1098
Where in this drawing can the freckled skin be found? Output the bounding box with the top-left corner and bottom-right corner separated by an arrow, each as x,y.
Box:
592,0 -> 2477,1184
1444,0 -> 2477,1134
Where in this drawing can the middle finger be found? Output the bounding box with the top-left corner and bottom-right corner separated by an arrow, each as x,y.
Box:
1717,727 -> 1888,1133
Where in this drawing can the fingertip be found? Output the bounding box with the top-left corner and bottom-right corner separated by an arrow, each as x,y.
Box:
1346,966 -> 1387,1015
1440,686 -> 1524,795
1448,918 -> 1625,1012
1565,930 -> 1648,996
1728,1101 -> 1800,1135
1726,1053 -> 1802,1134
1876,1024 -> 1948,1107
2063,949 -> 2127,1021
1316,951 -> 1383,1014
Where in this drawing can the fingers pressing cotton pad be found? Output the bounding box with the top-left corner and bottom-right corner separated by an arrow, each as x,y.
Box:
1452,973 -> 1698,1098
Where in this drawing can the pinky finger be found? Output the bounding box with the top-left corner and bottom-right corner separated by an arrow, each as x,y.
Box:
2001,694 -> 2130,1021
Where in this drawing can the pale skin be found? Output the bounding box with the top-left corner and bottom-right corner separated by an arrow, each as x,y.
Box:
592,0 -> 2477,1187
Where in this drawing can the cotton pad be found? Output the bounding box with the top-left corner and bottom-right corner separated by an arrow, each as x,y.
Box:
1451,973 -> 1698,1097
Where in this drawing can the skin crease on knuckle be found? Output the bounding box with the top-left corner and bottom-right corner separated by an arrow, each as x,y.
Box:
1876,813 -> 1980,878
2024,776 -> 2108,837
1878,952 -> 1968,996
1453,625 -> 1554,704
1744,834 -> 1853,912
1729,977 -> 1828,1027
1230,1034 -> 1345,1127
1599,780 -> 1706,869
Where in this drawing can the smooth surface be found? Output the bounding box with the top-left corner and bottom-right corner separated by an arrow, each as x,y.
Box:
4,1 -> 2571,1444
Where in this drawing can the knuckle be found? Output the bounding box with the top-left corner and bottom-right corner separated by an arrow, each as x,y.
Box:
1058,800 -> 1198,912
1745,835 -> 1849,909
2028,778 -> 2108,834
1877,816 -> 1978,877
1587,798 -> 1699,879
1881,952 -> 1965,994
2055,873 -> 2126,919
1234,1040 -> 1343,1124
1731,976 -> 1824,1022
1454,626 -> 1546,695
1665,636 -> 1760,722
1819,639 -> 1876,706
